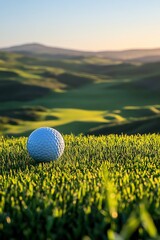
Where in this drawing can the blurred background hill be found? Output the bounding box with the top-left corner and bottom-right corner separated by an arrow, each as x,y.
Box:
2,43 -> 160,62
0,43 -> 160,136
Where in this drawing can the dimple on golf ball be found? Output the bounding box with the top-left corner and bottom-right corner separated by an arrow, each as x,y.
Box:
27,127 -> 65,162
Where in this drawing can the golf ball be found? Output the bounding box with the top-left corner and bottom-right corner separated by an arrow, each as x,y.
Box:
27,127 -> 65,162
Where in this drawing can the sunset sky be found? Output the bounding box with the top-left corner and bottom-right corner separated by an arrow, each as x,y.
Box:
1,0 -> 160,51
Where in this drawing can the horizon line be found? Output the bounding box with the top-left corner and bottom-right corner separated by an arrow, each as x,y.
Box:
1,42 -> 160,52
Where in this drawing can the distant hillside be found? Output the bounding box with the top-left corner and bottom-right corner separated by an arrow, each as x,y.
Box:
1,43 -> 160,62
0,43 -> 93,57
127,55 -> 160,63
98,48 -> 160,60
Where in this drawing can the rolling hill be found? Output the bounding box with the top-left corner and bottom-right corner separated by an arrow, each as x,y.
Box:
0,44 -> 160,136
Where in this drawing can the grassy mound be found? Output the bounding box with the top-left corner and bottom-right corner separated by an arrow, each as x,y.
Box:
1,134 -> 160,239
0,107 -> 48,121
88,115 -> 160,135
0,70 -> 19,78
57,73 -> 94,88
0,80 -> 51,101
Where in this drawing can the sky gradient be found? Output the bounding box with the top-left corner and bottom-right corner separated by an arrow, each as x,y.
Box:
1,0 -> 160,51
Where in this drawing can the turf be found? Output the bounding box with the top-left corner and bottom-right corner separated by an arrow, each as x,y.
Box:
0,134 -> 160,239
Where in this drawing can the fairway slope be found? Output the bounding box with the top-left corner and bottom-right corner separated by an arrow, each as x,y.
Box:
88,115 -> 160,135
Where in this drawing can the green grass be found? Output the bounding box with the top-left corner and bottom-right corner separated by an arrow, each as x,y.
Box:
0,134 -> 160,239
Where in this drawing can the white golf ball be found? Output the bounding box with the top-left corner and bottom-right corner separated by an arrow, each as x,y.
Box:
27,127 -> 65,162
